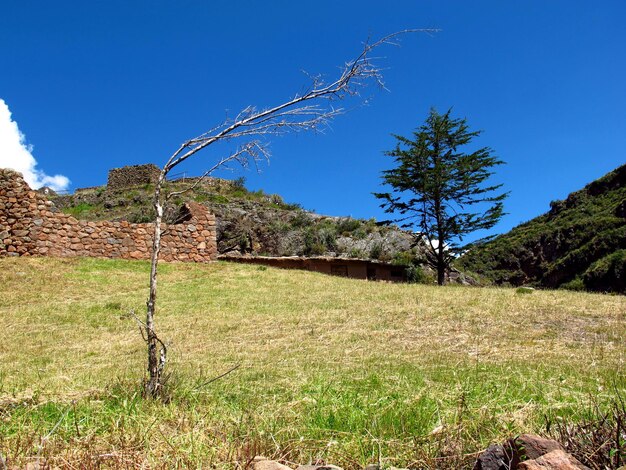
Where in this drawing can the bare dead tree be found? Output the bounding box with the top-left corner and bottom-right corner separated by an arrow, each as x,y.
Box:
143,30 -> 437,398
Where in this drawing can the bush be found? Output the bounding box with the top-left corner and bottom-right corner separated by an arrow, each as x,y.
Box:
290,211 -> 313,229
352,227 -> 368,240
239,234 -> 251,252
405,264 -> 428,283
336,218 -> 362,235
128,208 -> 155,224
269,220 -> 291,234
393,250 -> 416,266
282,201 -> 303,211
301,222 -> 339,255
583,250 -> 626,293
232,176 -> 246,189
369,242 -> 384,260
348,248 -> 366,259
317,227 -> 337,252
561,277 -> 585,291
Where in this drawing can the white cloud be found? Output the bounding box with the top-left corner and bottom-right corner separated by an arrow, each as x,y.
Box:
0,99 -> 70,191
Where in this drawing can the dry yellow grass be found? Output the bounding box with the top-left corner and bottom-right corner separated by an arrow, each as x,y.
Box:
0,257 -> 624,468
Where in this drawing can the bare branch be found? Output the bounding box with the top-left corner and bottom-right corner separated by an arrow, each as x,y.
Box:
164,142 -> 267,202
160,29 -> 438,177
192,364 -> 241,391
142,30 -> 438,398
125,309 -> 148,342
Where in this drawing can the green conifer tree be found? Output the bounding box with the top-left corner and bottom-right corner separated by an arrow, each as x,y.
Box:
375,108 -> 507,285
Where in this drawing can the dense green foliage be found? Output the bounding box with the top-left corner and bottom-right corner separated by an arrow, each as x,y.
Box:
458,164 -> 626,293
375,108 -> 507,285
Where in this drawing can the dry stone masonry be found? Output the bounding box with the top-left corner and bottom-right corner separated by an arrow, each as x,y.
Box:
0,168 -> 217,263
107,163 -> 161,190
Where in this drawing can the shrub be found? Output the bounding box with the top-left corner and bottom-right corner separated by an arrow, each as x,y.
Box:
268,194 -> 284,207
232,176 -> 246,189
393,250 -> 416,266
282,201 -> 303,211
269,220 -> 291,234
369,242 -> 383,260
582,249 -> 626,293
290,211 -> 313,229
238,233 -> 251,252
348,248 -> 366,258
303,226 -> 337,255
352,227 -> 368,240
317,227 -> 337,252
336,218 -> 362,235
561,277 -> 585,291
128,209 -> 155,224
405,264 -> 428,283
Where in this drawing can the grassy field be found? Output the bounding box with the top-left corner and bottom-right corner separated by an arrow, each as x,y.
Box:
0,257 -> 624,469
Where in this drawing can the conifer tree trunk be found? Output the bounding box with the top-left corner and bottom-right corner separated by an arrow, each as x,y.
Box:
437,255 -> 446,286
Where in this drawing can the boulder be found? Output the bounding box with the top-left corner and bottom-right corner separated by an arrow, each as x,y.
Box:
473,444 -> 510,470
509,434 -> 564,468
517,449 -> 590,470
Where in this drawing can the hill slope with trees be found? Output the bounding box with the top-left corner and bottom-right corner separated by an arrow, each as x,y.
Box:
458,163 -> 626,293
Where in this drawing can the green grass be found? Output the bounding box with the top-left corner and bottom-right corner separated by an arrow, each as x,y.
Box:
0,257 -> 624,468
60,202 -> 98,217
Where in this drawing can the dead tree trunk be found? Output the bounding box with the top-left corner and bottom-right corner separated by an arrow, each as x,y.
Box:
145,170 -> 167,398
138,30 -> 433,398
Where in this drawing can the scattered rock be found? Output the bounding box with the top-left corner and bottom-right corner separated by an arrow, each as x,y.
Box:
509,434 -> 564,468
296,465 -> 343,470
473,444 -> 511,470
518,449 -> 590,469
251,456 -> 292,470
25,462 -> 44,470
473,434 -> 591,470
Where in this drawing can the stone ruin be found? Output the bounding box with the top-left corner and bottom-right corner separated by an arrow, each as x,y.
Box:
106,163 -> 161,190
0,168 -> 217,263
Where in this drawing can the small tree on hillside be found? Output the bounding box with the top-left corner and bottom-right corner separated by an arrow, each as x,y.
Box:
141,31 -> 436,398
374,108 -> 507,285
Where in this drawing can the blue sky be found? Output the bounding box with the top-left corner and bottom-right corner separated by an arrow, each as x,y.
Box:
1,1 -> 624,241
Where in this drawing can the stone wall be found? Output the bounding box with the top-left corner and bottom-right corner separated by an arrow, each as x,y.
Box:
220,255 -> 407,282
0,168 -> 217,262
107,164 -> 161,190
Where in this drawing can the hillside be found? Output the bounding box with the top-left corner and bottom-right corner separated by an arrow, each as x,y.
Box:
0,257 -> 624,468
52,176 -> 426,268
458,163 -> 626,292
